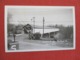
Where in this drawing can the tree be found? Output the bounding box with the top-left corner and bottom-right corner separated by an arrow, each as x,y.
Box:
54,33 -> 64,40
7,12 -> 12,36
54,25 -> 73,42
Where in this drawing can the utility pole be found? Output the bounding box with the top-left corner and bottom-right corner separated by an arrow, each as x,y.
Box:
13,26 -> 16,42
31,19 -> 33,34
33,17 -> 35,33
43,17 -> 45,37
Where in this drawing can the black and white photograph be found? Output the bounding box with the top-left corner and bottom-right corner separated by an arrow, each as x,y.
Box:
5,6 -> 75,52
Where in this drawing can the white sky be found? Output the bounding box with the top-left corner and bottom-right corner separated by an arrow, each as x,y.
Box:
7,6 -> 75,26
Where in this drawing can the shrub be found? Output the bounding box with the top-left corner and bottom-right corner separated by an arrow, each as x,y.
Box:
33,33 -> 41,40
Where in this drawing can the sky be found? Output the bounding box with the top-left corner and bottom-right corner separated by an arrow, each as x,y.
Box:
7,6 -> 75,26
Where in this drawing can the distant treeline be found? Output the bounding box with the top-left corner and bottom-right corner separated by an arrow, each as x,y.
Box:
48,25 -> 73,42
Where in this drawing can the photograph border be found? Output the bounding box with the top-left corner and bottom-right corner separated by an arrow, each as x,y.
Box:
4,6 -> 76,52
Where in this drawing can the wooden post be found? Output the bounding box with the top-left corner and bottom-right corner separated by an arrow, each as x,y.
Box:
43,17 -> 45,37
33,17 -> 35,33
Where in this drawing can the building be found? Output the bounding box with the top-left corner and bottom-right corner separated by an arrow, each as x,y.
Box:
33,27 -> 59,38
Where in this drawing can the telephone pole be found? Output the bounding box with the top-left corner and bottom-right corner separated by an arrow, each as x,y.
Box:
43,17 -> 45,37
33,17 -> 35,33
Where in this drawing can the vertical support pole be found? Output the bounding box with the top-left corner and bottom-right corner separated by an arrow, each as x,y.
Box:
43,17 -> 45,37
33,17 -> 35,33
13,26 -> 16,42
31,19 -> 33,34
